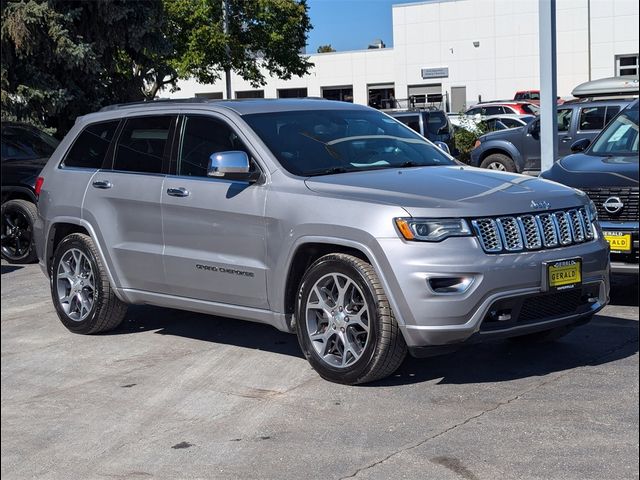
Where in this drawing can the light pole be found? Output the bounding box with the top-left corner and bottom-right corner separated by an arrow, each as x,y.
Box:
222,0 -> 232,99
539,0 -> 558,172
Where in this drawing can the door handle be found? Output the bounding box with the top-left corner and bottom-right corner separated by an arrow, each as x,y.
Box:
561,137 -> 573,142
92,180 -> 112,189
167,187 -> 190,197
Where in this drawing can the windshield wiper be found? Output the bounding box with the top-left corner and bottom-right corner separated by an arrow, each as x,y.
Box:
306,166 -> 352,177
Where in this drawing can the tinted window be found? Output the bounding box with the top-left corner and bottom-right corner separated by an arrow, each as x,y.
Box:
466,107 -> 481,116
113,116 -> 173,173
394,115 -> 421,133
579,106 -> 606,131
1,125 -> 58,161
521,104 -> 539,115
425,112 -> 448,136
501,118 -> 523,128
557,108 -> 573,132
483,106 -> 503,115
178,116 -> 250,177
62,121 -> 119,169
243,109 -> 454,176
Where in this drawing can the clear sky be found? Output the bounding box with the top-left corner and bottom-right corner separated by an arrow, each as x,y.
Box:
306,0 -> 420,53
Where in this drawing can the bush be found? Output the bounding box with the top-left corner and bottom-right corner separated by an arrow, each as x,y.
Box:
453,113 -> 487,162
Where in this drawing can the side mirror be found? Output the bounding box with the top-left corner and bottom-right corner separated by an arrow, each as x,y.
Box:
528,121 -> 540,135
208,151 -> 250,177
434,141 -> 451,155
570,138 -> 590,153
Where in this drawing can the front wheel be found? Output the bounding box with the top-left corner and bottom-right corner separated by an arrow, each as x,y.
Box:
296,253 -> 407,384
480,153 -> 516,172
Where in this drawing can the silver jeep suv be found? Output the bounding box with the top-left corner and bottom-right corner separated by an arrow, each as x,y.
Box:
34,99 -> 610,384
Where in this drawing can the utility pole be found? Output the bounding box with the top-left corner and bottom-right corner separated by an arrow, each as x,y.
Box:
539,0 -> 558,172
222,0 -> 232,99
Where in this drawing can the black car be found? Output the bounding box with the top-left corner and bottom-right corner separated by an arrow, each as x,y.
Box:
1,122 -> 59,263
540,100 -> 639,276
387,109 -> 457,155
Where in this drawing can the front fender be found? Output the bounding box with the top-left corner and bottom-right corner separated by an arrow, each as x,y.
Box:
472,140 -> 524,171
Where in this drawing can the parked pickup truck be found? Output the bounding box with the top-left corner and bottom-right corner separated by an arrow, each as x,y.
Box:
469,98 -> 632,174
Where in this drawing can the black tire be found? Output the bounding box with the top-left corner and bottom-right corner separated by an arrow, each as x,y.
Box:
51,233 -> 127,334
295,253 -> 407,385
480,153 -> 516,173
1,199 -> 38,263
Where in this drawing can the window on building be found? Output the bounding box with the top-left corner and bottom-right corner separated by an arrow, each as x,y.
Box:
277,88 -> 308,98
368,85 -> 395,109
63,121 -> 119,169
321,87 -> 353,103
616,54 -> 639,77
195,92 -> 223,99
236,90 -> 265,99
113,116 -> 174,174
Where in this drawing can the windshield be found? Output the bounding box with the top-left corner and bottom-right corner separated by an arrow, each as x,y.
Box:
243,109 -> 455,176
590,107 -> 639,156
1,125 -> 59,161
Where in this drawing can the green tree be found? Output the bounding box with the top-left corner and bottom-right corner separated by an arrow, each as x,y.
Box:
316,44 -> 335,53
162,0 -> 313,92
1,0 -> 171,135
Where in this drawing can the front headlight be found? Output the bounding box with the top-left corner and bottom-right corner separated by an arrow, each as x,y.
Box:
588,200 -> 598,221
395,218 -> 472,242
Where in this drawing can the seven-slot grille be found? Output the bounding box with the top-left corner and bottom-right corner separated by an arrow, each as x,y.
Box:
471,207 -> 594,254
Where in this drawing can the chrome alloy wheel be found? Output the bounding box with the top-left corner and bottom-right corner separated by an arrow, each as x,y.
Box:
486,161 -> 507,171
305,273 -> 371,368
56,248 -> 95,322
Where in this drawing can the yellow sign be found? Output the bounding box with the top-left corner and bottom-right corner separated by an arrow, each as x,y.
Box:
548,260 -> 582,289
604,233 -> 632,253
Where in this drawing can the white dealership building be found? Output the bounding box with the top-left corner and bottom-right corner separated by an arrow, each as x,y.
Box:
169,0 -> 639,111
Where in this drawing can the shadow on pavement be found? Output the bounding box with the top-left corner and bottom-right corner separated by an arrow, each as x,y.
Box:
610,275 -> 639,307
111,304 -> 637,387
1,264 -> 25,274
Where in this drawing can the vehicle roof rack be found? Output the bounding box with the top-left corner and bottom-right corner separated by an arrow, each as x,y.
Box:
571,76 -> 639,98
99,97 -> 215,112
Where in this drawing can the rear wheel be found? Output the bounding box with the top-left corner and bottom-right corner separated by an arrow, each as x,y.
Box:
1,199 -> 38,263
480,153 -> 516,172
296,253 -> 407,384
51,233 -> 127,334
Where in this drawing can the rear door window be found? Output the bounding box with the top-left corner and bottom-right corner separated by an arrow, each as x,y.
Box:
483,106 -> 503,115
112,116 -> 175,174
579,106 -> 607,131
62,121 -> 119,169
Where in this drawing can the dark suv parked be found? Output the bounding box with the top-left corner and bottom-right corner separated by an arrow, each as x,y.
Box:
387,109 -> 456,155
469,98 -> 632,174
1,122 -> 59,263
541,100 -> 639,275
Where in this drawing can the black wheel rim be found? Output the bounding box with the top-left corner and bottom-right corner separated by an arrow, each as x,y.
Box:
1,207 -> 33,260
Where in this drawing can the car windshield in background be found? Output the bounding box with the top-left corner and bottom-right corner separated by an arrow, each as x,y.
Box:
0,125 -> 59,161
243,109 -> 455,176
590,107 -> 639,156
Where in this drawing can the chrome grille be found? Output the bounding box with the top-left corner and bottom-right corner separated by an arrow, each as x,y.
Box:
497,217 -> 523,251
471,219 -> 502,253
472,207 -> 594,254
518,215 -> 542,250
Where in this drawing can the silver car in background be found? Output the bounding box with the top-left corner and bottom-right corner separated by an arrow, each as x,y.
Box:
34,99 -> 609,384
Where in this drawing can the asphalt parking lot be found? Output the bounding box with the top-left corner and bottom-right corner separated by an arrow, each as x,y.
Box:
1,260 -> 638,480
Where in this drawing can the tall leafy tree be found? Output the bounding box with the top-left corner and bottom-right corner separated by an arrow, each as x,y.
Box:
161,0 -> 313,92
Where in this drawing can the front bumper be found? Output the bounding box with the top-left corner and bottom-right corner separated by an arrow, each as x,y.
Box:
375,234 -> 610,349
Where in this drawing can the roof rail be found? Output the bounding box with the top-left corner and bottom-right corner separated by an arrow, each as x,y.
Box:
99,97 -> 213,112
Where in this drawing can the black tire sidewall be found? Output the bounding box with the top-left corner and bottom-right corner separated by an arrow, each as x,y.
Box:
51,235 -> 104,334
296,257 -> 381,384
481,153 -> 516,172
1,200 -> 37,263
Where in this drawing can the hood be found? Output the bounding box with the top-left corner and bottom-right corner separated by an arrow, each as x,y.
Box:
305,166 -> 586,217
541,153 -> 639,188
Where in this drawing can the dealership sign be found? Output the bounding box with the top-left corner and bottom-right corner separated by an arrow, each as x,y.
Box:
421,67 -> 449,79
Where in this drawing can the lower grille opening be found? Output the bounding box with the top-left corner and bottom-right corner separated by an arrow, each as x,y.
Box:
480,285 -> 599,332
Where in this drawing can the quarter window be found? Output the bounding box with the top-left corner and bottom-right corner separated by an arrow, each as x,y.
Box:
63,121 -> 119,169
113,116 -> 173,173
395,115 -> 421,133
